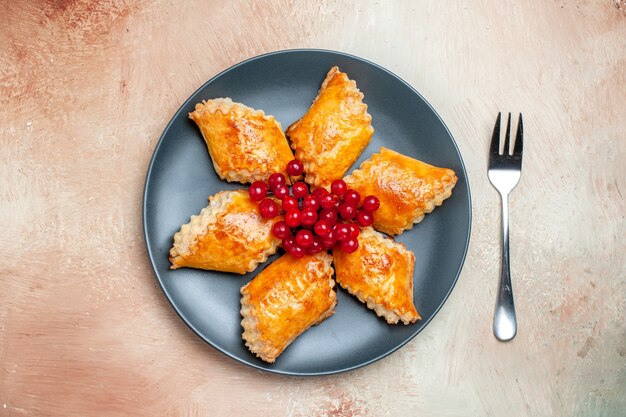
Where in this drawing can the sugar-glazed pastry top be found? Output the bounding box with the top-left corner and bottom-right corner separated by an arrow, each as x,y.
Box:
344,147 -> 457,235
287,67 -> 374,188
169,190 -> 282,274
189,98 -> 295,184
333,227 -> 420,324
240,252 -> 336,363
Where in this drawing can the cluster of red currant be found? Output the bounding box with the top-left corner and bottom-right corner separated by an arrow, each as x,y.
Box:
248,159 -> 380,258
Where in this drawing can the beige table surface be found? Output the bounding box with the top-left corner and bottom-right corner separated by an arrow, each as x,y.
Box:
1,1 -> 625,416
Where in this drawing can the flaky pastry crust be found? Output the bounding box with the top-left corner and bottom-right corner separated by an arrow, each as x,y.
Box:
240,252 -> 336,363
189,98 -> 295,184
344,147 -> 457,235
287,67 -> 374,188
333,227 -> 420,324
169,190 -> 281,274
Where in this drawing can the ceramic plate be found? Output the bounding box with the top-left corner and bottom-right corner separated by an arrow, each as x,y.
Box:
143,49 -> 471,376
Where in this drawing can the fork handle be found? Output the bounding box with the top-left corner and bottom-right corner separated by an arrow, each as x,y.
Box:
493,192 -> 517,341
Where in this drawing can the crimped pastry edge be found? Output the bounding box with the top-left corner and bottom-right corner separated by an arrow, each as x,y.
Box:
169,190 -> 236,264
239,253 -> 337,363
189,97 -> 282,127
344,150 -> 458,235
337,283 -> 419,325
336,227 -> 420,325
189,98 -> 287,184
169,190 -> 280,273
287,67 -> 374,188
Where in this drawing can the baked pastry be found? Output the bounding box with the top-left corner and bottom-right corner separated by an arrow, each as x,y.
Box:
286,67 -> 374,188
333,227 -> 420,324
169,190 -> 281,274
240,252 -> 336,363
344,147 -> 457,235
189,98 -> 295,183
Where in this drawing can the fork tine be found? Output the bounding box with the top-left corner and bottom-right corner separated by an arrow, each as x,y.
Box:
490,112 -> 501,156
513,113 -> 523,156
504,113 -> 512,155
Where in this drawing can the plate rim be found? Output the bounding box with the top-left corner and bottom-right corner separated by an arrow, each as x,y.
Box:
142,48 -> 472,376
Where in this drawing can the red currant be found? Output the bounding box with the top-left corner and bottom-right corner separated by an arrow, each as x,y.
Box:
282,236 -> 296,251
282,196 -> 299,212
321,230 -> 336,250
319,193 -> 336,209
272,221 -> 290,239
301,207 -> 318,226
341,238 -> 359,253
285,209 -> 302,227
313,220 -> 331,237
289,244 -> 305,258
347,223 -> 360,239
311,187 -> 328,198
248,181 -> 268,201
273,183 -> 289,200
356,210 -> 374,227
330,179 -> 347,197
362,195 -> 380,212
343,189 -> 361,206
319,208 -> 338,225
296,229 -> 314,247
338,203 -> 357,220
302,194 -> 321,211
306,237 -> 324,255
286,159 -> 304,176
292,182 -> 308,199
268,173 -> 286,190
334,224 -> 351,241
259,198 -> 279,219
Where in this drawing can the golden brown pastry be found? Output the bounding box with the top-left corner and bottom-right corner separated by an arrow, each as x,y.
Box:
333,227 -> 420,324
344,147 -> 457,235
169,190 -> 281,274
287,67 -> 374,188
240,252 -> 336,363
189,98 -> 295,184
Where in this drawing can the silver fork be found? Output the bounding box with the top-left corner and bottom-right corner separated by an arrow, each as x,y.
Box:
488,112 -> 523,341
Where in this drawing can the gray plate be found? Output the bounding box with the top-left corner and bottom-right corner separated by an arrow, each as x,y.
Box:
143,49 -> 471,376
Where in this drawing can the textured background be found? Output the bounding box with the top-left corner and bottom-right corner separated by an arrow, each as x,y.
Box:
1,1 -> 625,416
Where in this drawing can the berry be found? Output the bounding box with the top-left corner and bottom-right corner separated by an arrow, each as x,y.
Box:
306,237 -> 324,255
282,196 -> 299,212
321,230 -> 337,249
341,238 -> 359,253
292,182 -> 309,199
330,179 -> 347,197
296,230 -> 314,247
286,159 -> 304,176
339,203 -> 357,220
313,220 -> 331,237
356,210 -> 374,227
347,223 -> 360,238
319,208 -> 338,225
282,236 -> 296,251
302,194 -> 321,211
259,198 -> 279,219
319,193 -> 336,209
362,195 -> 380,212
272,221 -> 290,239
248,181 -> 268,201
301,207 -> 318,226
285,209 -> 302,227
289,244 -> 305,258
268,173 -> 286,190
334,224 -> 351,241
343,189 -> 361,206
273,184 -> 289,200
311,187 -> 328,198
